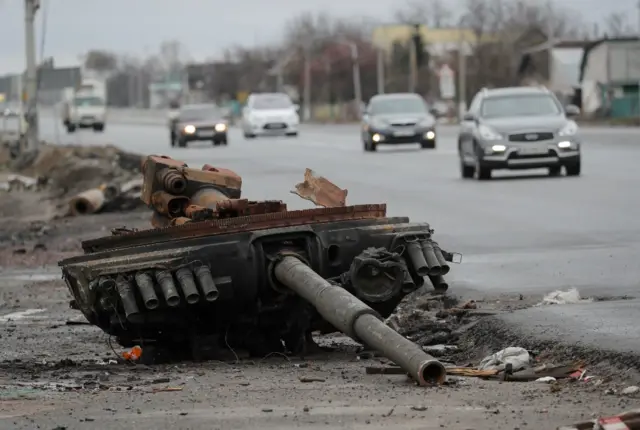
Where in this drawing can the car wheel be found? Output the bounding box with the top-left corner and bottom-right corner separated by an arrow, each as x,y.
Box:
93,123 -> 104,132
170,132 -> 176,147
548,166 -> 561,176
178,138 -> 187,148
244,133 -> 255,139
66,125 -> 76,133
286,132 -> 298,137
460,157 -> 474,178
420,140 -> 436,149
474,158 -> 491,180
363,139 -> 376,152
566,161 -> 581,176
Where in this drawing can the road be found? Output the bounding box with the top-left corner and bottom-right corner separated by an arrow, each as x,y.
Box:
37,114 -> 640,349
3,113 -> 634,428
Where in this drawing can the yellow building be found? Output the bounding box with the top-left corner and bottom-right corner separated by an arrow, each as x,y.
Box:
372,25 -> 497,57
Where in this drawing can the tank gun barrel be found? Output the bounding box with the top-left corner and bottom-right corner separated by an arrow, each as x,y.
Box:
273,255 -> 446,386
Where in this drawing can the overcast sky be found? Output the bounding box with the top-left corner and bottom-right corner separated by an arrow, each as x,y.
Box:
0,0 -> 637,74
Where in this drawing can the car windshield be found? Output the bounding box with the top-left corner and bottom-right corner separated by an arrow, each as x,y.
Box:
369,97 -> 427,115
252,96 -> 292,110
481,94 -> 561,118
74,96 -> 105,107
180,106 -> 220,121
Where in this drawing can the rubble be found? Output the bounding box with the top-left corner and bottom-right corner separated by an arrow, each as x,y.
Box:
0,142 -> 145,218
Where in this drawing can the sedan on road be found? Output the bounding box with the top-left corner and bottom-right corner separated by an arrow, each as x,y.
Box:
458,86 -> 581,180
171,104 -> 228,147
361,93 -> 437,152
241,93 -> 299,138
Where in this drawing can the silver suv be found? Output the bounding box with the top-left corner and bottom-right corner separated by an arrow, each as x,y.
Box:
457,86 -> 581,180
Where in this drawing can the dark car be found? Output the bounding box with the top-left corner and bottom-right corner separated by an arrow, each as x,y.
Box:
458,86 -> 581,180
361,93 -> 437,152
171,104 -> 228,147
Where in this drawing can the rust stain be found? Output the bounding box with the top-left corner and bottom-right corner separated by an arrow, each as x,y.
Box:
84,204 -> 387,252
291,168 -> 348,208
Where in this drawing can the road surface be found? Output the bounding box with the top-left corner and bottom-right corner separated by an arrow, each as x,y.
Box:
1,113 -> 636,429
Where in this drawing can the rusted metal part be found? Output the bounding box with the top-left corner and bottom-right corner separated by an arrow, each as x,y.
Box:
141,155 -> 241,207
291,168 -> 348,208
170,217 -> 191,226
83,204 -> 387,252
190,187 -> 230,209
216,199 -> 288,217
69,188 -> 106,216
150,211 -> 170,228
184,204 -> 215,220
151,191 -> 188,217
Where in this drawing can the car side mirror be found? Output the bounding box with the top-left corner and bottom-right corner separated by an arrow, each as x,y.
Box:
565,104 -> 580,117
293,104 -> 300,112
429,108 -> 439,117
462,112 -> 475,121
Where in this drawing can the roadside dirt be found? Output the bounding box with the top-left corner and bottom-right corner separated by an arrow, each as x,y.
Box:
1,199 -> 639,429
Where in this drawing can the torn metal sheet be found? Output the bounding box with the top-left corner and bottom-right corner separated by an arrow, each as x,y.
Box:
291,168 -> 348,207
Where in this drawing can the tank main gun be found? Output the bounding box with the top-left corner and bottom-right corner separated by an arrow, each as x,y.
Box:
59,155 -> 461,386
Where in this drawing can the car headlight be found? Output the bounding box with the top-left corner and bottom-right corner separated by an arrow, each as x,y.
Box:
214,123 -> 226,132
558,120 -> 578,136
184,125 -> 195,134
478,124 -> 503,140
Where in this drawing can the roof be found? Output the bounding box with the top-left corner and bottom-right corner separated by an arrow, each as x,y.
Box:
579,36 -> 640,82
521,39 -> 592,54
482,86 -> 550,97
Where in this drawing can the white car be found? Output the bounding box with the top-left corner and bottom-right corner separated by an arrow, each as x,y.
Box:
241,93 -> 299,138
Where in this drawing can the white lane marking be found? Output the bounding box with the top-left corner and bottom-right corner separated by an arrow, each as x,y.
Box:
0,308 -> 46,322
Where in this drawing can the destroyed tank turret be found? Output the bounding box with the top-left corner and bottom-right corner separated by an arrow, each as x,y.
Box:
58,155 -> 460,385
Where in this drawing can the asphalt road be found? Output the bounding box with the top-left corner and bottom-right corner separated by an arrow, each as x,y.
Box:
37,114 -> 640,355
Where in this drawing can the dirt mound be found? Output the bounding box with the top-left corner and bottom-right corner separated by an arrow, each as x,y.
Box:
8,143 -> 143,198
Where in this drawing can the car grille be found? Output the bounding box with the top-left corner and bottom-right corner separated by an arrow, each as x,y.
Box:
508,132 -> 554,142
509,149 -> 558,160
264,123 -> 286,130
196,126 -> 216,132
81,115 -> 95,121
390,121 -> 417,127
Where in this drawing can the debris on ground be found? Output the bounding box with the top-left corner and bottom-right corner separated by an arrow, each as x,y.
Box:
558,408 -> 640,429
539,287 -> 592,305
0,142 -> 145,218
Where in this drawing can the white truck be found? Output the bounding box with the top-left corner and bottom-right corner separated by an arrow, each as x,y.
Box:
61,78 -> 108,133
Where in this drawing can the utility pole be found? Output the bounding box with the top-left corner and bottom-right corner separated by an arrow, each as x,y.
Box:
302,43 -> 312,122
347,42 -> 362,119
457,19 -> 467,119
24,0 -> 40,150
409,40 -> 417,92
376,49 -> 385,94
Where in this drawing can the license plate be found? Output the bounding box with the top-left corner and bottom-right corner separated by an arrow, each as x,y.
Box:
198,131 -> 214,137
393,130 -> 414,137
518,147 -> 547,155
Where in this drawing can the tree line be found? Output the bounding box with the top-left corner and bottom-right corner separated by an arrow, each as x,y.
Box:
81,0 -> 637,108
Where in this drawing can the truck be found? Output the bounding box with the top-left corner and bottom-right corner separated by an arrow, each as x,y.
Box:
60,78 -> 108,133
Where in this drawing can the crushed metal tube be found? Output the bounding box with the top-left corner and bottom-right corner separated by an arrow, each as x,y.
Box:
58,154 -> 461,386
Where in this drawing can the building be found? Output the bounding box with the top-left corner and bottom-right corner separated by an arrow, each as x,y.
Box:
579,37 -> 640,118
0,65 -> 81,105
517,39 -> 591,106
371,24 -> 495,58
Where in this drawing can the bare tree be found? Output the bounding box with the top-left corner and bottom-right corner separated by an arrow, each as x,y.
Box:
83,50 -> 118,72
394,0 -> 453,27
604,12 -> 634,37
